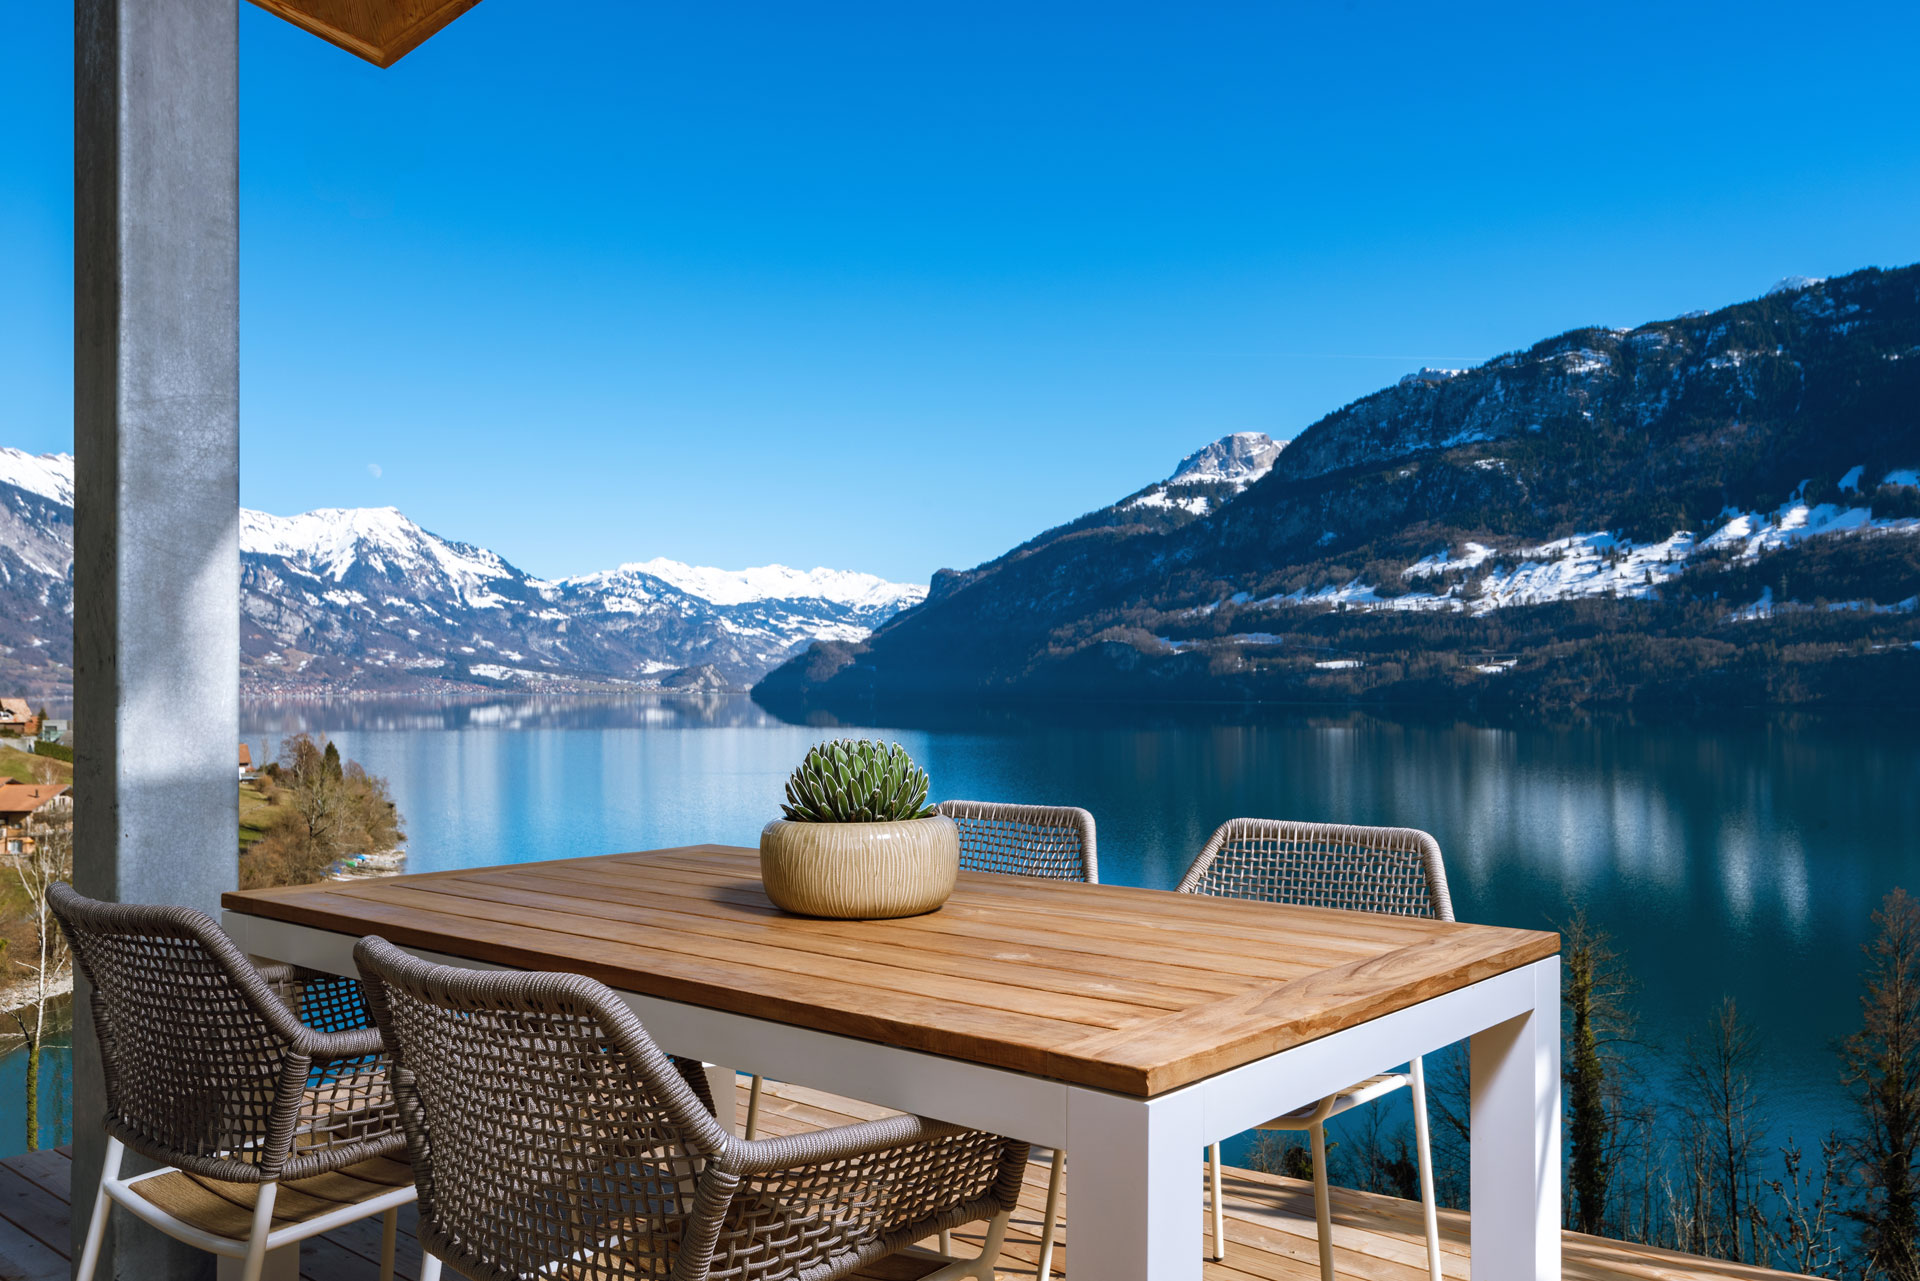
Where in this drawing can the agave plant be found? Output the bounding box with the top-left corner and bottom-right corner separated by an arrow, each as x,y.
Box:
781,739 -> 936,823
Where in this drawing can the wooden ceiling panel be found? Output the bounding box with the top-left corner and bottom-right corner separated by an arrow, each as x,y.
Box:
248,0 -> 484,68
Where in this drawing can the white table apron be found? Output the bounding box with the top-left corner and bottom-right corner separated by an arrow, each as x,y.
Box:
224,911 -> 1562,1281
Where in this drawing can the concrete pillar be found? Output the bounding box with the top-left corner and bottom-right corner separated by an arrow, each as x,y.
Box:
73,0 -> 239,1275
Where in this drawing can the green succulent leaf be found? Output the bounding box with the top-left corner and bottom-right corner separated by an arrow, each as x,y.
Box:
780,738 -> 939,823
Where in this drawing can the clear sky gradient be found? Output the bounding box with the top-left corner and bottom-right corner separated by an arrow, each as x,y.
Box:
4,2 -> 1919,583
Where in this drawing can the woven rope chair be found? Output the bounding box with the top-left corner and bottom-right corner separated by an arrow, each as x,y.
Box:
1177,820 -> 1452,1281
942,800 -> 1095,1277
937,800 -> 1096,884
355,935 -> 1031,1281
50,883 -> 418,1281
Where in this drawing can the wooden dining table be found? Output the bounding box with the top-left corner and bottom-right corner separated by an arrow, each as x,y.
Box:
222,844 -> 1562,1281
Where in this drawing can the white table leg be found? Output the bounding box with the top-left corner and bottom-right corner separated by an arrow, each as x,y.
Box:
701,1062 -> 739,1136
1065,1085 -> 1205,1280
1470,957 -> 1561,1280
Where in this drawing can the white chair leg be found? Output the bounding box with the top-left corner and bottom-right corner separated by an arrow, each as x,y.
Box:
239,1182 -> 279,1281
379,1206 -> 399,1281
745,1073 -> 765,1139
1410,1056 -> 1443,1281
939,1227 -> 954,1253
1310,1122 -> 1334,1281
75,1138 -> 122,1281
1207,1141 -> 1226,1260
420,1252 -> 443,1281
1035,1148 -> 1065,1277
922,1208 -> 1012,1280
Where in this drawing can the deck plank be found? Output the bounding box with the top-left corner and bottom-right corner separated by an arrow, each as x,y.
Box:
0,1126 -> 1810,1281
735,1077 -> 1817,1281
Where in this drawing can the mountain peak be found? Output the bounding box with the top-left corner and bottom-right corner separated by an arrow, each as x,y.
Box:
1166,432 -> 1285,488
1766,274 -> 1827,297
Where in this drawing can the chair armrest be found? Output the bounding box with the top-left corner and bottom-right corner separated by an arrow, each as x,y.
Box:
681,1114 -> 1027,1277
730,1111 -> 972,1175
303,1025 -> 388,1062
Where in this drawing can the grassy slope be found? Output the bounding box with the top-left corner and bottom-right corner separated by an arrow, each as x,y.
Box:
0,745 -> 70,786
239,780 -> 274,849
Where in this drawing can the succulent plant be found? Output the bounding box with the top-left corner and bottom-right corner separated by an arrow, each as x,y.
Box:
781,739 -> 937,823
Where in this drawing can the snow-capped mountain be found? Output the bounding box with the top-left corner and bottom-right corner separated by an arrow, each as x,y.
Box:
1097,431 -> 1288,522
1121,432 -> 1284,517
1166,432 -> 1284,488
0,449 -> 925,695
759,264 -> 1920,713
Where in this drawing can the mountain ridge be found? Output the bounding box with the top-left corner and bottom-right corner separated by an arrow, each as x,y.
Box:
0,449 -> 924,698
757,263 -> 1920,714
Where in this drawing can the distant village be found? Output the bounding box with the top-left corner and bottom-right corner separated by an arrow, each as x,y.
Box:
0,699 -> 69,862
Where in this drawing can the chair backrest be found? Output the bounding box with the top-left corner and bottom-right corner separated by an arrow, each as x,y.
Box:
354,936 -> 730,1281
936,800 -> 1097,883
1175,819 -> 1454,921
48,882 -> 320,1181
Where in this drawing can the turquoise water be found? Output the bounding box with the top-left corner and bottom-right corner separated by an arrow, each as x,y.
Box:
0,1023 -> 72,1158
14,695 -> 1918,1166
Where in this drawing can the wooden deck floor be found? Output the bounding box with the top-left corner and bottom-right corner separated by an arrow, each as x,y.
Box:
0,1076 -> 1811,1280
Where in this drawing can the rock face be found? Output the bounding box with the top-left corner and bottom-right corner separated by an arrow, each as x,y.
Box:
0,452 -> 924,696
1166,432 -> 1285,487
756,265 -> 1920,713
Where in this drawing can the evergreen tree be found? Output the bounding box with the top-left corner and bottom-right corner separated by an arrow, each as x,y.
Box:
322,739 -> 343,783
1563,912 -> 1638,1235
1843,888 -> 1920,1279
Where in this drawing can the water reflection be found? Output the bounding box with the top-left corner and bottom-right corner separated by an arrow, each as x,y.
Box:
230,696 -> 1920,1147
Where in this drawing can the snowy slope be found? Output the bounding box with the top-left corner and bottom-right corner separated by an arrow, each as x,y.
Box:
0,449 -> 74,506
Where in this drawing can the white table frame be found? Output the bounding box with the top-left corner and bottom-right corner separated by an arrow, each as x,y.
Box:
224,911 -> 1560,1281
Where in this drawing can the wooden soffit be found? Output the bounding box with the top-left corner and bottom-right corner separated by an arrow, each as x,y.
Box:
248,0 -> 484,68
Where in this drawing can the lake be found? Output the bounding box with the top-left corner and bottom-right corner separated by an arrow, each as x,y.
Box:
9,694 -> 1915,1171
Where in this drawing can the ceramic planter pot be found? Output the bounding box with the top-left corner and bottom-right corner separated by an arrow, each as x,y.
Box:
759,815 -> 960,919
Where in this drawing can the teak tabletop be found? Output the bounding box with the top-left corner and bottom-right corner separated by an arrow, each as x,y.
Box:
223,844 -> 1558,1097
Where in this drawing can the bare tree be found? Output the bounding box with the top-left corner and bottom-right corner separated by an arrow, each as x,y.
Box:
1758,1132 -> 1845,1277
4,777 -> 72,1151
1680,996 -> 1766,1262
1843,887 -> 1920,1279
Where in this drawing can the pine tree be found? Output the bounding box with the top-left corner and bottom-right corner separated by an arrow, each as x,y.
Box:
1843,888 -> 1920,1279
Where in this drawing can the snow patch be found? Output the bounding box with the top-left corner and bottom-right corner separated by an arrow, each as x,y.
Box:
1125,489 -> 1211,516
1404,543 -> 1493,579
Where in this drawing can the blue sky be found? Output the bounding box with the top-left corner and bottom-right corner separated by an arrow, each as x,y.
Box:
4,2 -> 1918,583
